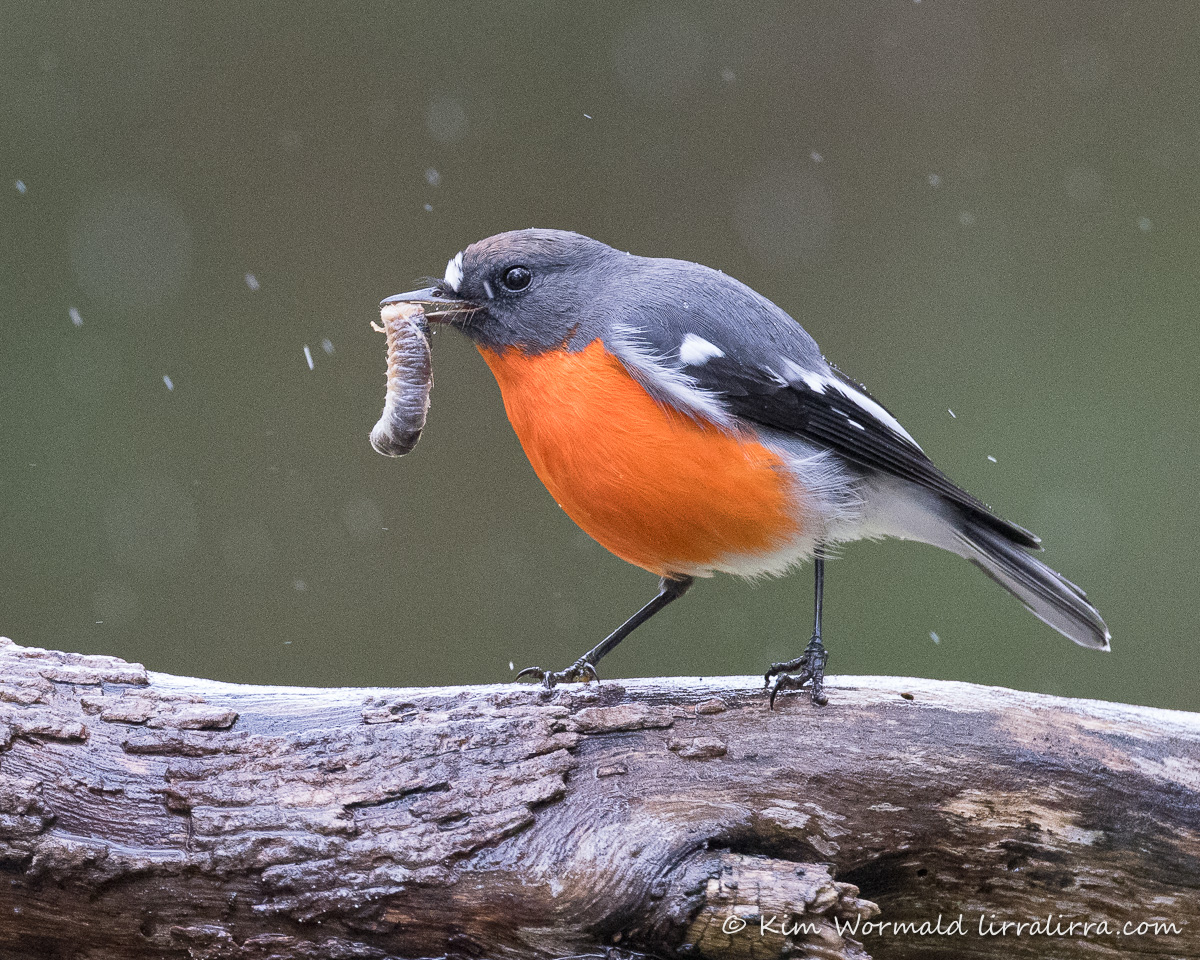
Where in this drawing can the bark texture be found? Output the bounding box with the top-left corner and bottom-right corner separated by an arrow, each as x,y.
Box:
0,635 -> 1196,960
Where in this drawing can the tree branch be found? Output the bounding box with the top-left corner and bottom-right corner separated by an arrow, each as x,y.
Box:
0,636 -> 1196,959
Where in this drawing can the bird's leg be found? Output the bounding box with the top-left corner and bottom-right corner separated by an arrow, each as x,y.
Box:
518,575 -> 694,688
765,550 -> 829,707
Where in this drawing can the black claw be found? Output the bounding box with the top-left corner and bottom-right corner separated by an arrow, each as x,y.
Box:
768,679 -> 783,710
515,659 -> 599,689
511,576 -> 693,691
765,637 -> 829,709
765,657 -> 803,686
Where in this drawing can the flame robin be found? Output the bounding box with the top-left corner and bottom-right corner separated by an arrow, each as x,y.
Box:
382,229 -> 1109,705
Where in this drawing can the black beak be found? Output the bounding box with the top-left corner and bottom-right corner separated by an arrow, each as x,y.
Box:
380,286 -> 470,321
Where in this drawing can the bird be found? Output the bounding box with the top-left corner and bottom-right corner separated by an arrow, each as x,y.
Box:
381,228 -> 1110,706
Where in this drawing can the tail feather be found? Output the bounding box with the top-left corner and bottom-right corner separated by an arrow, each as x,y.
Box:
953,520 -> 1110,650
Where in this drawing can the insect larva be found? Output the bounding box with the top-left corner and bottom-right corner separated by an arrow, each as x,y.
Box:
370,302 -> 432,457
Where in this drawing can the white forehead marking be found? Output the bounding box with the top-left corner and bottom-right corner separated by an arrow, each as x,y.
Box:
444,251 -> 464,292
678,333 -> 724,366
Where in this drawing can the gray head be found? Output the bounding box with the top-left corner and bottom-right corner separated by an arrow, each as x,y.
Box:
381,228 -> 822,366
383,229 -> 625,353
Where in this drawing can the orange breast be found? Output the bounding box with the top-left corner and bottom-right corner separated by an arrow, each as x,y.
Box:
478,340 -> 805,577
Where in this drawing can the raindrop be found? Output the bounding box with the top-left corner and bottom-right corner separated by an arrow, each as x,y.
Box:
293,579 -> 308,592
321,338 -> 334,354
163,375 -> 174,391
930,631 -> 940,644
303,345 -> 314,370
720,68 -> 736,84
426,94 -> 467,143
1137,217 -> 1152,233
959,211 -> 976,226
423,204 -> 433,213
244,273 -> 260,291
810,151 -> 823,163
987,455 -> 997,463
948,408 -> 956,418
425,168 -> 441,187
927,173 -> 942,188
69,307 -> 83,327
15,180 -> 27,194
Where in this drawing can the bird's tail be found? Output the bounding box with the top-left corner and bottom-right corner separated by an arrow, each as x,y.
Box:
952,515 -> 1111,650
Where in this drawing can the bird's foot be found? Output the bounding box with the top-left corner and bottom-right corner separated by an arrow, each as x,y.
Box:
764,636 -> 829,708
516,657 -> 599,689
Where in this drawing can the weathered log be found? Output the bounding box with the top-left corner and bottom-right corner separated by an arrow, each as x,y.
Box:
0,635 -> 1196,960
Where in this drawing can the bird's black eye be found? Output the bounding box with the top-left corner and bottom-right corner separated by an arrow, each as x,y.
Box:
501,265 -> 532,291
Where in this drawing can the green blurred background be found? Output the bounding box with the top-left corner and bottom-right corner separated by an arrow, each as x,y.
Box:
2,2 -> 1196,711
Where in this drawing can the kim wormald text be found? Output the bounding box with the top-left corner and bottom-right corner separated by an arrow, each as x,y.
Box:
722,913 -> 1186,939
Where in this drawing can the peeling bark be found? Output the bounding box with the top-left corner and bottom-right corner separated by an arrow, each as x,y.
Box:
0,636 -> 1197,960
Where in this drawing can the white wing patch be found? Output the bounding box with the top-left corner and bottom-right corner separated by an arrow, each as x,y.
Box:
802,371 -> 828,394
783,360 -> 828,395
782,361 -> 922,450
827,378 -> 921,449
609,326 -> 733,427
444,252 -> 465,292
678,333 -> 725,366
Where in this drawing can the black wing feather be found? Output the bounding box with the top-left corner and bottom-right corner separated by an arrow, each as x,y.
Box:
691,356 -> 1040,549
